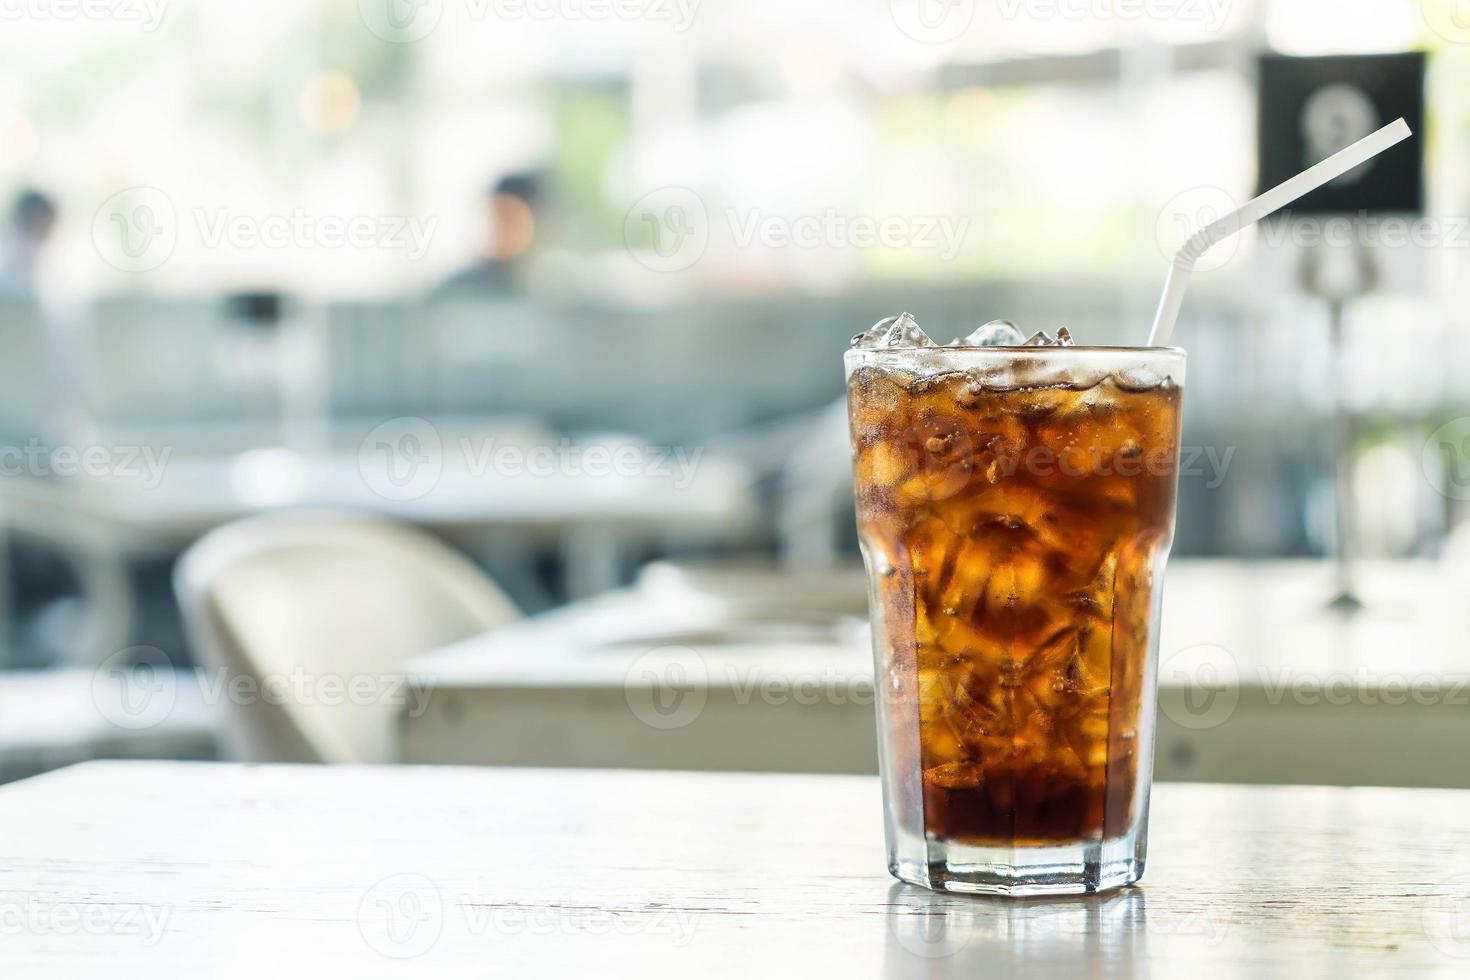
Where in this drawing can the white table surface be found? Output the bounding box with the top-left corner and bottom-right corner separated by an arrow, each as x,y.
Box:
401,559 -> 1470,786
2,762 -> 1469,977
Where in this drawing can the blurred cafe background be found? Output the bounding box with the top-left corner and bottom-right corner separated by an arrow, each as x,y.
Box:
3,0 -> 1470,789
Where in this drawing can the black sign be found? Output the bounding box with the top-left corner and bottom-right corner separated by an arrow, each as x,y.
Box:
1258,52 -> 1425,215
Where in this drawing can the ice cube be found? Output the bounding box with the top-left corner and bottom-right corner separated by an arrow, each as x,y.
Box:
1021,328 -> 1078,347
851,315 -> 897,348
950,319 -> 1025,347
1114,367 -> 1164,392
850,312 -> 935,349
924,761 -> 985,790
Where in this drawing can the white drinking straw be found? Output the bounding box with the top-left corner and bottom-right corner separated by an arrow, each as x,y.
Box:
1147,117 -> 1413,347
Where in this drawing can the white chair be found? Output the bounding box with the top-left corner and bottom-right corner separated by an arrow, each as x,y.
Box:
175,512 -> 519,764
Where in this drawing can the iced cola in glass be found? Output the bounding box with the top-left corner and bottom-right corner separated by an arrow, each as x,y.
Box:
847,314 -> 1184,895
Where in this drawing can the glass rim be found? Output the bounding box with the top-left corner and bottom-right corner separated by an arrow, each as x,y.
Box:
845,345 -> 1186,361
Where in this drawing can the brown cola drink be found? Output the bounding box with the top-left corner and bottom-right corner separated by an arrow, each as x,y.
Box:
847,320 -> 1184,895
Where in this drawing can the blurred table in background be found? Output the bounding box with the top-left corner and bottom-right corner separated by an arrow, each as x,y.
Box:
0,668 -> 218,785
0,422 -> 754,548
5,762 -> 1470,976
402,559 -> 1470,788
0,422 -> 757,662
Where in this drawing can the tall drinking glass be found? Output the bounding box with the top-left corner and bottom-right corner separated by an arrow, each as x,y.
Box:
846,343 -> 1185,896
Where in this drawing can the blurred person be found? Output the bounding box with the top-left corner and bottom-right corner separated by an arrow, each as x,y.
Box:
0,192 -> 90,667
436,172 -> 544,296
0,188 -> 63,434
0,189 -> 57,297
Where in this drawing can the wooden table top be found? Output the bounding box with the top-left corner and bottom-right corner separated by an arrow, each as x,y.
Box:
2,762 -> 1468,977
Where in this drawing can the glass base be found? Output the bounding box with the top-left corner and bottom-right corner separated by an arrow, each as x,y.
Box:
890,837 -> 1145,897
